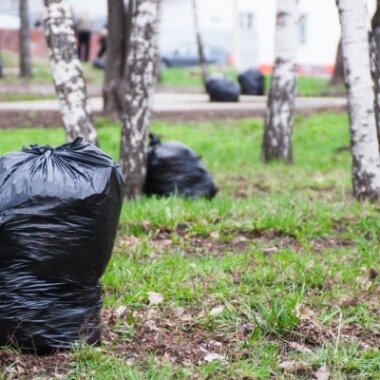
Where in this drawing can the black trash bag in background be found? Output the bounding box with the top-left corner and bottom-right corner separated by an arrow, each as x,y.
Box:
238,68 -> 265,96
205,74 -> 240,102
144,135 -> 218,199
0,138 -> 123,353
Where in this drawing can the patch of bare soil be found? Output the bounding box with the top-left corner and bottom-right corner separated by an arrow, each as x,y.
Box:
232,177 -> 270,199
0,350 -> 72,380
0,111 -> 63,129
116,225 -> 301,257
102,307 -> 233,367
311,236 -> 355,253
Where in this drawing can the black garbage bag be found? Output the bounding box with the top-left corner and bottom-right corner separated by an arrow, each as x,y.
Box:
0,138 -> 123,353
92,57 -> 106,70
238,68 -> 265,95
205,74 -> 240,102
144,135 -> 218,199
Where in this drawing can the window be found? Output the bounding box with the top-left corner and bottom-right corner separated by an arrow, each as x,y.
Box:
240,13 -> 254,31
299,14 -> 308,45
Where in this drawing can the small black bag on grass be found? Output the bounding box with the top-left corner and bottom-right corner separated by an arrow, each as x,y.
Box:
238,68 -> 265,96
205,74 -> 240,102
144,135 -> 218,199
0,138 -> 123,353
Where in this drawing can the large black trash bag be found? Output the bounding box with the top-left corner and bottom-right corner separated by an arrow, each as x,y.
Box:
0,138 -> 123,353
205,74 -> 240,102
238,68 -> 265,96
144,135 -> 218,199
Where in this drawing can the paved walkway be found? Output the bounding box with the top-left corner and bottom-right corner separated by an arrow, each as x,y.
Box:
0,93 -> 347,115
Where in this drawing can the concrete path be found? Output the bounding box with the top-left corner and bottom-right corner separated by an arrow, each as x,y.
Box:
0,93 -> 347,115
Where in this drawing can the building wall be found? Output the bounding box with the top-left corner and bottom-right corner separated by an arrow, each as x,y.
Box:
159,0 -> 377,75
0,0 -> 377,74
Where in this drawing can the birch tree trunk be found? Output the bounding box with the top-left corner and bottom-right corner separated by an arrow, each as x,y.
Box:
19,0 -> 32,78
103,0 -> 127,119
120,0 -> 160,198
262,0 -> 299,163
337,0 -> 380,200
191,0 -> 208,85
43,0 -> 98,146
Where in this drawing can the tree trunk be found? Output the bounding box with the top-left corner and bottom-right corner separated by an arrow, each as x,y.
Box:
337,0 -> 380,200
43,0 -> 98,146
191,0 -> 208,85
262,0 -> 299,163
371,0 -> 380,143
120,0 -> 160,199
330,39 -> 344,86
153,0 -> 162,83
19,0 -> 32,78
372,0 -> 380,31
370,22 -> 380,146
103,0 -> 127,119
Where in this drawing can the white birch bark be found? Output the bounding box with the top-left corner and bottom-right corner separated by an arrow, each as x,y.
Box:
43,0 -> 98,146
337,0 -> 380,200
120,0 -> 160,198
262,0 -> 299,163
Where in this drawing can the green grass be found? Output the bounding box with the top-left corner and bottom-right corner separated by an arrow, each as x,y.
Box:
0,93 -> 55,102
0,51 -> 103,86
1,113 -> 380,379
160,67 -> 345,97
1,51 -> 344,99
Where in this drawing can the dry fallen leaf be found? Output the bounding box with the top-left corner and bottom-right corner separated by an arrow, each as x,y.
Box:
204,352 -> 227,364
314,366 -> 330,380
148,292 -> 164,306
279,360 -> 308,371
145,320 -> 161,332
173,307 -> 185,318
115,306 -> 128,318
262,247 -> 279,256
210,231 -> 220,240
210,305 -> 225,316
173,307 -> 193,321
296,305 -> 318,323
289,342 -> 313,355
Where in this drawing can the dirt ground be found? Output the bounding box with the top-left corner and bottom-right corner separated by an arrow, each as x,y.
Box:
0,105 -> 348,130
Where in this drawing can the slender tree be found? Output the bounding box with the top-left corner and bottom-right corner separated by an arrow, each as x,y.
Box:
19,0 -> 32,78
103,0 -> 127,118
43,0 -> 98,146
191,0 -> 208,85
370,0 -> 380,142
330,39 -> 344,86
120,0 -> 160,198
337,0 -> 380,200
262,0 -> 299,163
371,0 -> 380,50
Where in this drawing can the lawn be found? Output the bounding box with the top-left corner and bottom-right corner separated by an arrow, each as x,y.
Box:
0,113 -> 380,379
159,67 -> 345,97
0,51 -> 345,100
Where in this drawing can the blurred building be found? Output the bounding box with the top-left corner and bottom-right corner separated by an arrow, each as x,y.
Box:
0,0 -> 107,60
0,0 -> 377,76
160,0 -> 377,75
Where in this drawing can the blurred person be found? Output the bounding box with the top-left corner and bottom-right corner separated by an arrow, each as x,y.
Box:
93,26 -> 108,70
76,11 -> 92,61
97,26 -> 108,59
